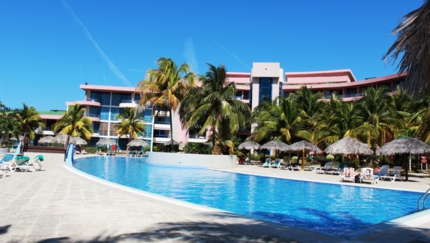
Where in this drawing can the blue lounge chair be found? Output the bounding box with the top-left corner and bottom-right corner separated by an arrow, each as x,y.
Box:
262,158 -> 272,168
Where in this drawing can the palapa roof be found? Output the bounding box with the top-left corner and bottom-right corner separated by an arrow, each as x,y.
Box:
238,141 -> 260,150
288,140 -> 322,153
376,137 -> 430,155
260,140 -> 290,151
324,137 -> 373,155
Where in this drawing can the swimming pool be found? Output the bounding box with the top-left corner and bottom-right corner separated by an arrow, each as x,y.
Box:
73,156 -> 421,236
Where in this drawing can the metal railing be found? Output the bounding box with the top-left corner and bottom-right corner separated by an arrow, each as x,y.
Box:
417,187 -> 430,211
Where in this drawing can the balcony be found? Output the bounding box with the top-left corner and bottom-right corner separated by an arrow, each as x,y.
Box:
75,98 -> 101,107
119,99 -> 138,108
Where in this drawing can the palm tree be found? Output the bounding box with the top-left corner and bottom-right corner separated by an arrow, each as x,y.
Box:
180,63 -> 251,151
383,1 -> 430,97
356,87 -> 404,148
14,104 -> 44,140
290,86 -> 324,129
0,108 -> 21,144
115,108 -> 145,142
251,96 -> 311,144
53,104 -> 93,140
137,57 -> 196,150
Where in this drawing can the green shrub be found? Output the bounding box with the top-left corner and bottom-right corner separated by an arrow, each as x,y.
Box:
183,142 -> 212,154
326,154 -> 334,160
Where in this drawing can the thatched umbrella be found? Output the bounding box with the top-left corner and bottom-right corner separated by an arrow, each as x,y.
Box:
260,140 -> 290,159
238,141 -> 260,150
288,140 -> 322,170
324,137 -> 373,155
238,140 -> 261,162
96,138 -> 116,146
38,136 -> 55,144
376,137 -> 430,181
53,134 -> 71,144
70,137 -> 88,146
260,140 -> 290,151
127,139 -> 149,148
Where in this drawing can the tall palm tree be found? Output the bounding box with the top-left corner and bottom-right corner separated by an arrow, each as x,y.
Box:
115,108 -> 145,142
251,96 -> 311,144
14,103 -> 44,140
180,63 -> 251,150
53,104 -> 93,140
383,0 -> 430,97
137,57 -> 196,150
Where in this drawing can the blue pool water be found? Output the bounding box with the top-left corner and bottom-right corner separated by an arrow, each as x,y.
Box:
73,156 -> 421,235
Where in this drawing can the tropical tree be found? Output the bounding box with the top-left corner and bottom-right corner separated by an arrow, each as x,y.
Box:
383,0 -> 430,97
290,86 -> 324,129
0,104 -> 21,145
137,57 -> 196,150
53,104 -> 93,140
356,87 -> 404,147
251,96 -> 311,144
13,104 -> 44,140
115,108 -> 145,142
179,63 -> 251,152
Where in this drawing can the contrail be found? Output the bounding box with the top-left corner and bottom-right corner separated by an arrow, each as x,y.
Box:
184,37 -> 199,74
212,40 -> 251,69
61,0 -> 133,87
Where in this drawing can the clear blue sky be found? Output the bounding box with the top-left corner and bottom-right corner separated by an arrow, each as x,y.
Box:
0,0 -> 424,111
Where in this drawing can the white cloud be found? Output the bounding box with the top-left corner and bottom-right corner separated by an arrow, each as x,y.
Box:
61,0 -> 133,87
183,37 -> 199,74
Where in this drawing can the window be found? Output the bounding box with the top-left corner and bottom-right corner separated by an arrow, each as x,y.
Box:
91,92 -> 110,105
154,130 -> 169,138
243,91 -> 250,99
144,125 -> 152,138
100,107 -> 110,120
92,122 -> 100,133
89,107 -> 101,118
110,108 -> 123,121
112,93 -> 131,106
259,78 -> 272,103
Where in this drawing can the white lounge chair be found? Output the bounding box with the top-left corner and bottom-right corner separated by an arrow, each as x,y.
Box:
360,167 -> 378,184
316,162 -> 333,174
340,167 -> 355,182
27,155 -> 44,171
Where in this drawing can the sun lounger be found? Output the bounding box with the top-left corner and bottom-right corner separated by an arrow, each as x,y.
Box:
330,163 -> 346,175
316,162 -> 333,174
360,167 -> 378,184
389,166 -> 405,181
375,165 -> 395,181
262,158 -> 271,168
288,164 -> 301,171
27,155 -> 43,171
271,159 -> 282,169
340,167 -> 355,182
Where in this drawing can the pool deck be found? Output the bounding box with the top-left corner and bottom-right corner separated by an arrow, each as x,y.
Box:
0,153 -> 429,243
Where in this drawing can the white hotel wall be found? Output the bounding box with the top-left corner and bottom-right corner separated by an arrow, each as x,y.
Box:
146,152 -> 238,169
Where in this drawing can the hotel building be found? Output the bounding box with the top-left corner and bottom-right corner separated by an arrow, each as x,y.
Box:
37,62 -> 406,150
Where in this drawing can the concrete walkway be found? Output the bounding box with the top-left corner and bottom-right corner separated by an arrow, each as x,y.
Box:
0,153 -> 429,243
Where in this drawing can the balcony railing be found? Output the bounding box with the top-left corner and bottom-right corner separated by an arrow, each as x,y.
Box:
154,120 -> 169,124
86,97 -> 99,102
86,113 -> 100,118
99,130 -> 108,136
154,134 -> 169,138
